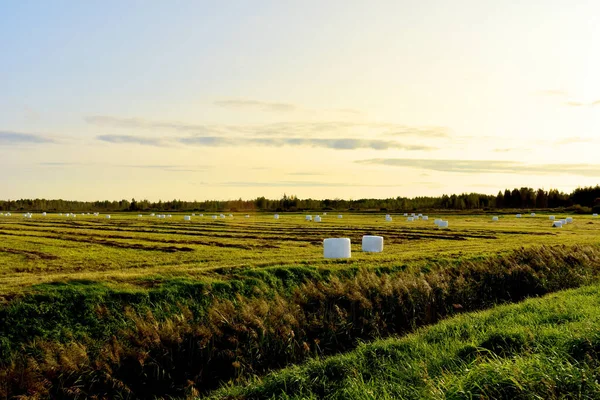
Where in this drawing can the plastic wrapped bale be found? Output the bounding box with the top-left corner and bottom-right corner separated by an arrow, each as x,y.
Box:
594,213 -> 598,217
407,217 -> 414,222
151,213 -> 155,216
403,213 -> 408,216
305,215 -> 312,221
314,216 -> 322,222
274,214 -> 280,219
338,214 -> 343,219
362,235 -> 383,253
422,216 -> 429,221
220,214 -> 226,219
106,215 -> 111,219
434,219 -> 442,226
552,221 -> 563,228
411,213 -> 416,217
531,213 -> 536,217
199,214 -> 204,217
323,238 -> 351,259
184,216 -> 191,221
549,215 -> 555,220
138,214 -> 143,218
492,216 -> 499,221
245,214 -> 250,218
212,215 -> 218,219
516,214 -> 522,218
566,217 -> 573,223
385,215 -> 392,222
323,212 -> 327,215
438,220 -> 449,229
167,215 -> 172,218
229,214 -> 233,217
42,212 -> 46,216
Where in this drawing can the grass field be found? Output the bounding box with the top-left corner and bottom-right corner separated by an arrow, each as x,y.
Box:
1,211 -> 600,398
0,211 -> 597,294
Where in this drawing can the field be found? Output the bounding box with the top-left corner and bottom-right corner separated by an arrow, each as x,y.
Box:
1,212 -> 597,294
1,211 -> 600,398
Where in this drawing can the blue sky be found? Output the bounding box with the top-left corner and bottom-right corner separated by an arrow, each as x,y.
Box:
2,1 -> 600,201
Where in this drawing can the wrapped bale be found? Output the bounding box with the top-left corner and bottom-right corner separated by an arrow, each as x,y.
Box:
323,238 -> 351,259
362,235 -> 383,253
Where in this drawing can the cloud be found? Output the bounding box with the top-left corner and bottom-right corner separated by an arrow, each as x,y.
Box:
0,131 -> 54,145
357,158 -> 600,177
178,136 -> 437,151
537,89 -> 567,97
553,137 -> 594,145
86,116 -> 215,134
85,115 -> 449,139
287,171 -> 326,176
214,99 -> 297,112
493,147 -> 532,152
37,162 -> 208,172
212,181 -> 400,187
566,101 -> 584,107
96,134 -> 162,146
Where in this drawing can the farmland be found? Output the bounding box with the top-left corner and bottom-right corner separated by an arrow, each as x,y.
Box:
1,211 -> 600,398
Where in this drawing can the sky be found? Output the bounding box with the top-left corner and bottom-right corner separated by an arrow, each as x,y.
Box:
2,0 -> 600,201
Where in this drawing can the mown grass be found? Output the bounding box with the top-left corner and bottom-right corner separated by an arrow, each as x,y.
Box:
209,283 -> 600,400
1,212 -> 600,398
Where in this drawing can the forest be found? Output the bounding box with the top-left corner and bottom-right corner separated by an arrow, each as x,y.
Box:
1,185 -> 599,213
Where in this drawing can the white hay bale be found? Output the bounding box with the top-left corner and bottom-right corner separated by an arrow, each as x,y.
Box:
274,214 -> 280,219
42,212 -> 46,216
418,213 -> 423,217
199,214 -> 204,217
407,217 -> 414,222
434,218 -> 442,226
566,217 -> 573,223
305,215 -> 312,221
593,213 -> 598,217
229,214 -> 233,217
516,214 -> 522,218
151,213 -> 155,216
192,213 -> 195,216
492,216 -> 499,221
138,214 -> 143,218
385,215 -> 393,222
338,214 -> 343,219
212,215 -> 217,219
552,221 -> 563,228
531,213 -> 536,217
323,238 -> 351,259
549,215 -> 555,220
438,220 -> 449,229
184,215 -> 191,221
106,215 -> 111,219
245,214 -> 250,218
362,235 -> 383,253
403,213 -> 408,216
422,216 -> 429,221
411,213 -> 416,217
314,216 -> 322,222
323,212 -> 327,215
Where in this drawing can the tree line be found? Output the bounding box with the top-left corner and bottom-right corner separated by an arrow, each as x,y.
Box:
1,186 -> 599,213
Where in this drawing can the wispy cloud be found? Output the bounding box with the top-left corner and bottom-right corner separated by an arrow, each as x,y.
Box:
86,115 -> 449,139
566,101 -> 584,107
178,136 -> 437,151
212,181 -> 400,187
537,89 -> 567,97
37,162 -> 209,172
96,134 -> 162,146
357,158 -> 600,177
214,99 -> 297,112
0,131 -> 54,145
553,137 -> 594,145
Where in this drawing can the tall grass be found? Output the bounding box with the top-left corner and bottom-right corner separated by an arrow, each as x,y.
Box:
210,283 -> 600,399
2,244 -> 600,398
